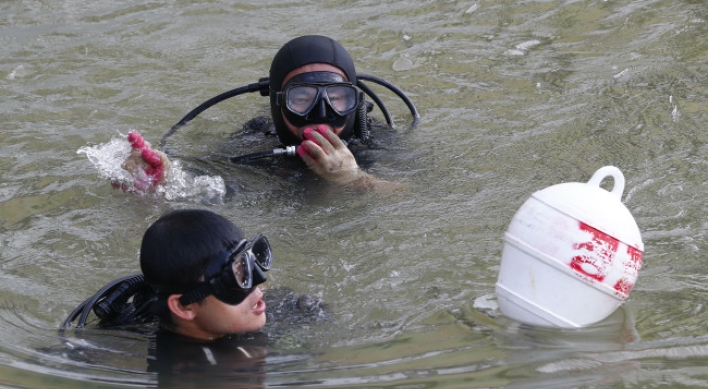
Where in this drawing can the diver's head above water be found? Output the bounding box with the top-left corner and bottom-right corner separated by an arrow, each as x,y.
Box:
60,209 -> 273,340
269,35 -> 360,146
140,209 -> 271,340
163,34 -> 419,164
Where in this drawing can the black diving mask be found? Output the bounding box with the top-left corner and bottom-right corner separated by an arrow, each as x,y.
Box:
178,234 -> 272,306
276,72 -> 359,128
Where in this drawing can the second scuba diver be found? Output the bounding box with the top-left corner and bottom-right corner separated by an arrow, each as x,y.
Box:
61,209 -> 273,340
61,209 -> 328,383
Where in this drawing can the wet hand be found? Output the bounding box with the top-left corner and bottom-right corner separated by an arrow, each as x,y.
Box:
296,125 -> 369,185
118,131 -> 171,190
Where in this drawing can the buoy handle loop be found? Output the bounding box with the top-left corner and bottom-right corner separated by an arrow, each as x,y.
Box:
587,166 -> 625,200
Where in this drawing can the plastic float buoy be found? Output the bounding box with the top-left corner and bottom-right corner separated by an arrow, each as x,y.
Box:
495,166 -> 643,328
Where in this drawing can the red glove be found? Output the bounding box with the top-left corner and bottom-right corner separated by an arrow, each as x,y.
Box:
296,125 -> 368,185
118,131 -> 170,190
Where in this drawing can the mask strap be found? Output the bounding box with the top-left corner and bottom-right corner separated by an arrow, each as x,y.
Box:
176,241 -> 245,306
178,282 -> 213,306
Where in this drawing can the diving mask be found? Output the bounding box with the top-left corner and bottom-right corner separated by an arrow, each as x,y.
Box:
276,72 -> 359,128
179,234 -> 272,306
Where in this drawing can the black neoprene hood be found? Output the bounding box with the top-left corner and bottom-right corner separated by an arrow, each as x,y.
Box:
269,35 -> 357,146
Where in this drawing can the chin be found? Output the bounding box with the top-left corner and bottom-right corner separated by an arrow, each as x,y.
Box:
247,320 -> 266,333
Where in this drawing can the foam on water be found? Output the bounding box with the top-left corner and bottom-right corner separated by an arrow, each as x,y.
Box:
77,133 -> 225,203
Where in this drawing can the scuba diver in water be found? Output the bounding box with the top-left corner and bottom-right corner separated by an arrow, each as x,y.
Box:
60,209 -> 326,385
61,209 -> 273,340
154,35 -> 419,191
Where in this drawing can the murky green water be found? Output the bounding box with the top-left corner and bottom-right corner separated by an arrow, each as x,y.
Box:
3,0 -> 708,387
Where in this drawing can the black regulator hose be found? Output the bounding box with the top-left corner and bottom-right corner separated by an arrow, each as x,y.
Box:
93,275 -> 148,320
160,79 -> 270,147
356,80 -> 393,127
357,73 -> 420,128
60,274 -> 145,330
229,145 -> 299,163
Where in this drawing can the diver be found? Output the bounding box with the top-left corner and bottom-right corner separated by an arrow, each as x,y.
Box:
61,209 -> 273,339
158,35 -> 420,190
60,209 -> 327,386
62,209 -> 327,336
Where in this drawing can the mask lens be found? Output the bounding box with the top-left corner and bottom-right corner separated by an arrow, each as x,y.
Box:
230,253 -> 252,289
251,236 -> 272,270
287,86 -> 318,115
325,85 -> 357,114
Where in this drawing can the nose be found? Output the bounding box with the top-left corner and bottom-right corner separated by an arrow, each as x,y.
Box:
251,286 -> 263,300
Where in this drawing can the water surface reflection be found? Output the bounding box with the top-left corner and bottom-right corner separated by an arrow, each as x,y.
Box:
3,0 -> 708,387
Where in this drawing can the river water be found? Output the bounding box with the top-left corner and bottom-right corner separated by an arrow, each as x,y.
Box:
3,0 -> 708,388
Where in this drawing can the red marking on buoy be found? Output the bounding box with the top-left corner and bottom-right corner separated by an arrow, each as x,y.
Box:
612,245 -> 643,294
627,245 -> 643,269
570,222 -> 619,282
613,278 -> 633,294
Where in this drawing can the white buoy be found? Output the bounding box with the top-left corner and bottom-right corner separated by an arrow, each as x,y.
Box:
495,166 -> 644,328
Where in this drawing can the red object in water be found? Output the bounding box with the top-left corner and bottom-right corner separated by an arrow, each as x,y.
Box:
128,131 -> 146,149
570,222 -> 619,283
569,221 -> 642,295
126,131 -> 165,188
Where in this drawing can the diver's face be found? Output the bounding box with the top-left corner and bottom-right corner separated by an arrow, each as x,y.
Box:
281,63 -> 348,140
189,286 -> 266,339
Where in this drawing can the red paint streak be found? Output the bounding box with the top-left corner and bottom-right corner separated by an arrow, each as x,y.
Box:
627,245 -> 643,270
570,222 -> 619,282
613,278 -> 633,294
613,245 -> 643,294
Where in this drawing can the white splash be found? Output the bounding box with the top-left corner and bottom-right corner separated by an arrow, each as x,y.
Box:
465,3 -> 479,14
7,65 -> 27,80
473,293 -> 498,311
506,40 -> 542,56
670,95 -> 681,123
613,68 -> 629,79
77,133 -> 225,203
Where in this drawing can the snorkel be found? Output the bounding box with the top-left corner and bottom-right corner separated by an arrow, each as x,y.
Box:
160,35 -> 420,162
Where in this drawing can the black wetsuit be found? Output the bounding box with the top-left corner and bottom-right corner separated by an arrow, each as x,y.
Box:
147,329 -> 268,388
146,287 -> 327,387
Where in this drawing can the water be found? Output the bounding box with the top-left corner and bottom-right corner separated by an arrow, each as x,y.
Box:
2,0 -> 708,387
